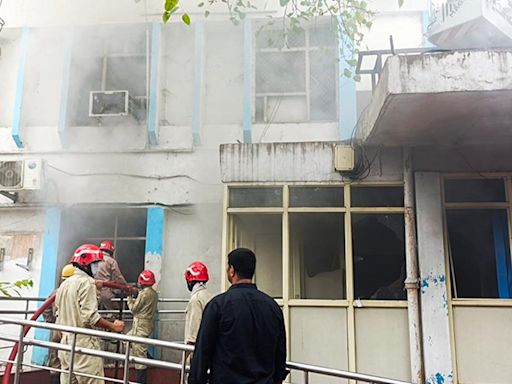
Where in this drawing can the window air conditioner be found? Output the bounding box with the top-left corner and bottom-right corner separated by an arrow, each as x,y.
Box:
89,90 -> 129,117
0,159 -> 43,191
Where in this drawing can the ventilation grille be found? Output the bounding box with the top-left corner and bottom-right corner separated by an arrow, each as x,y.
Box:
0,161 -> 23,188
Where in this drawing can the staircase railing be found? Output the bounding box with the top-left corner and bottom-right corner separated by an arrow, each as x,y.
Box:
0,316 -> 412,384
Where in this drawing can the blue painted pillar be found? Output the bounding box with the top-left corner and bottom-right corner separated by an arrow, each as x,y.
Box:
145,207 -> 164,358
337,19 -> 357,141
242,18 -> 252,143
415,173 -> 454,384
58,32 -> 73,146
192,22 -> 204,145
32,208 -> 62,365
11,27 -> 30,149
148,23 -> 161,146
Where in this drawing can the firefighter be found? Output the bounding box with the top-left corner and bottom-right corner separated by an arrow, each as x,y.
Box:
94,240 -> 128,311
43,264 -> 76,384
56,244 -> 125,384
126,270 -> 158,384
183,262 -> 213,355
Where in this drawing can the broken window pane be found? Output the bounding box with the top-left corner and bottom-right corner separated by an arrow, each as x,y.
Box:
289,186 -> 344,207
117,209 -> 147,237
116,239 -> 146,283
290,213 -> 345,299
447,209 -> 512,299
231,214 -> 283,298
352,214 -> 406,300
351,186 -> 404,207
229,187 -> 283,208
444,179 -> 506,203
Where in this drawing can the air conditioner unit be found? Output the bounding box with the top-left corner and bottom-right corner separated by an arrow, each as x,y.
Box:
89,90 -> 129,117
0,159 -> 43,191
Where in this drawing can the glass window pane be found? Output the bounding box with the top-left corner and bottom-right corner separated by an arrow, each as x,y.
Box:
229,187 -> 283,208
290,213 -> 345,299
447,209 -> 511,299
117,209 -> 147,237
352,214 -> 406,300
351,186 -> 404,207
444,179 -> 506,203
231,214 -> 282,298
309,24 -> 337,47
255,96 -> 265,122
310,49 -> 337,121
115,240 -> 146,284
290,187 -> 344,207
256,51 -> 306,93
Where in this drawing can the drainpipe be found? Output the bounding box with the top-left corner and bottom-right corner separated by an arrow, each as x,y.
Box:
403,147 -> 424,384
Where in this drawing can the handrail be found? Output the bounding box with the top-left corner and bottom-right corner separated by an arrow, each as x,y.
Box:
0,316 -> 413,384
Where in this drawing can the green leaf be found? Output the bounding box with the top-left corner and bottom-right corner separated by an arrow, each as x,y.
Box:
398,0 -> 404,7
204,10 -> 210,17
354,74 -> 362,82
347,59 -> 358,66
198,2 -> 204,6
343,68 -> 352,77
162,11 -> 171,23
165,0 -> 179,11
182,13 -> 191,25
0,288 -> 11,297
280,0 -> 291,6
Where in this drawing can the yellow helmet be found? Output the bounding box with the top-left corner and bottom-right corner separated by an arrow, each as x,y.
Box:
61,264 -> 75,279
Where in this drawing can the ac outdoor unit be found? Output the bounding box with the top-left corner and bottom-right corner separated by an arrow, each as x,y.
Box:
89,90 -> 129,117
0,159 -> 43,191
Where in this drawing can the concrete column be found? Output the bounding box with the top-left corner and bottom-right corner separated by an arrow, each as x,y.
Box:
32,207 -> 62,365
415,172 -> 454,384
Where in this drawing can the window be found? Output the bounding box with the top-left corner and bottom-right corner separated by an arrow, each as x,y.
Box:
226,185 -> 405,301
444,177 -> 512,299
231,214 -> 283,298
68,24 -> 148,126
254,22 -> 338,123
59,207 -> 147,283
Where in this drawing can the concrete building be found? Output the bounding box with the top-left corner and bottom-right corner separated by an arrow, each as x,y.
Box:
1,0 -> 512,383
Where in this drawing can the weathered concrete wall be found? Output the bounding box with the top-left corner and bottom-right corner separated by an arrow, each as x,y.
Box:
220,142 -> 403,182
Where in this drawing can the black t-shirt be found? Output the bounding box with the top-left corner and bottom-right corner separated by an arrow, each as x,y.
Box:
188,283 -> 288,384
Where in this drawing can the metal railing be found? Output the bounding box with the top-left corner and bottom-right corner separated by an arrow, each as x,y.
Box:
0,316 -> 412,384
0,296 -> 188,317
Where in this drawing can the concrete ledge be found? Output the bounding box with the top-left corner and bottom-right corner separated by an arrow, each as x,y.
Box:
357,50 -> 512,146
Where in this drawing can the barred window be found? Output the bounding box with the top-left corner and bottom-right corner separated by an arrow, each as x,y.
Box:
254,22 -> 338,123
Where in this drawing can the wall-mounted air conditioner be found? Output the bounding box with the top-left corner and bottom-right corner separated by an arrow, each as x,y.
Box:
89,90 -> 129,117
0,159 -> 43,191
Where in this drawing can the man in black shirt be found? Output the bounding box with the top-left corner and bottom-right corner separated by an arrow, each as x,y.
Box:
188,248 -> 289,384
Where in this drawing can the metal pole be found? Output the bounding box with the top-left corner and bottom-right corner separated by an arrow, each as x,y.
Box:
123,341 -> 131,384
13,325 -> 25,384
24,299 -> 29,320
403,148 -> 424,384
68,333 -> 77,384
303,370 -> 309,384
115,294 -> 125,380
180,350 -> 187,384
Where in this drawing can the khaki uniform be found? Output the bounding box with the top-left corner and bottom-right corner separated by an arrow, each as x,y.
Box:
56,269 -> 104,384
184,284 -> 213,344
94,255 -> 127,310
127,286 -> 158,370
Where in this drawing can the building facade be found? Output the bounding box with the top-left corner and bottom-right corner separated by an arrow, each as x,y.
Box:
3,0 -> 512,383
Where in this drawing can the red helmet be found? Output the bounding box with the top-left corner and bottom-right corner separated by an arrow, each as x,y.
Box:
138,270 -> 156,286
99,240 -> 115,254
184,261 -> 209,283
71,244 -> 104,266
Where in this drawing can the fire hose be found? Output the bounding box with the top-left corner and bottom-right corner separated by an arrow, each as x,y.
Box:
2,281 -> 135,384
